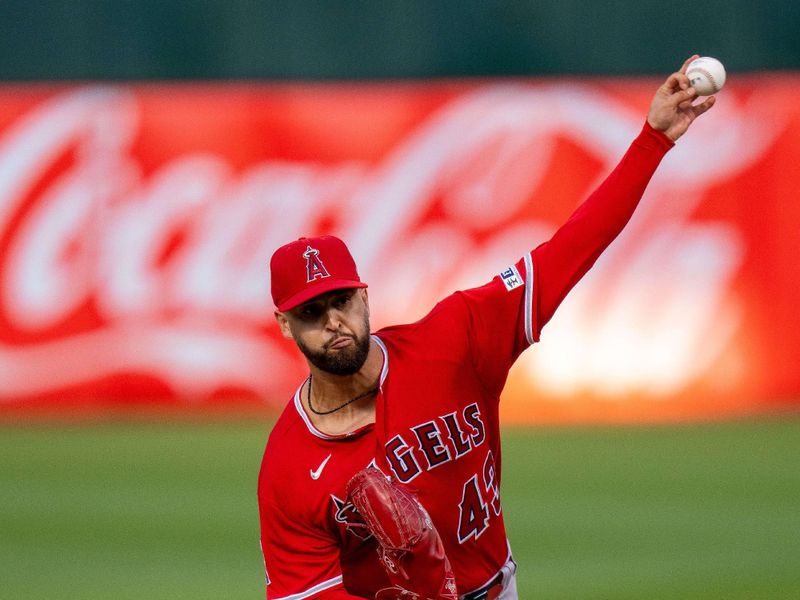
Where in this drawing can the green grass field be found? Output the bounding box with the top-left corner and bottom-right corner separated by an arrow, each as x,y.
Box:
2,416 -> 799,599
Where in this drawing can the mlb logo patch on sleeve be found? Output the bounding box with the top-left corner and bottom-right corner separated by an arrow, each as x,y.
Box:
499,265 -> 523,291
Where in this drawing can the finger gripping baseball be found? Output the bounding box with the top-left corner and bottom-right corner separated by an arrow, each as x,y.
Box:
346,468 -> 458,600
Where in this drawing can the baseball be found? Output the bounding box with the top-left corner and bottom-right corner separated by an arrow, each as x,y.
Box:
686,56 -> 726,95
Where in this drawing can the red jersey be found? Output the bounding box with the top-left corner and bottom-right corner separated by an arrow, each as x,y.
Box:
258,122 -> 674,599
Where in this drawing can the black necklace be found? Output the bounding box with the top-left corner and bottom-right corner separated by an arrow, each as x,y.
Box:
306,373 -> 380,416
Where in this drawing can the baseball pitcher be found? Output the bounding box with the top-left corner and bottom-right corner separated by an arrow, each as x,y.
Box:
258,56 -> 715,599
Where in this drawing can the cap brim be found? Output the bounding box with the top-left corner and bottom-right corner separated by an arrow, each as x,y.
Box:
276,279 -> 368,312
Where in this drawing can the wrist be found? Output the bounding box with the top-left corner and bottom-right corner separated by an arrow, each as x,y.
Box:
640,120 -> 675,151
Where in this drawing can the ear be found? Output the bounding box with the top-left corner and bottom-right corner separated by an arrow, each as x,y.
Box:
274,310 -> 294,340
360,288 -> 370,317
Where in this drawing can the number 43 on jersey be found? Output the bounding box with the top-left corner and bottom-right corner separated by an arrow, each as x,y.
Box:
458,450 -> 501,543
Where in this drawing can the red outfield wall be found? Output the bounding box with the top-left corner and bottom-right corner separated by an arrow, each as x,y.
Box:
0,78 -> 798,423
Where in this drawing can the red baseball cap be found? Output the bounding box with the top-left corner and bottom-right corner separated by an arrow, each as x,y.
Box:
270,235 -> 367,311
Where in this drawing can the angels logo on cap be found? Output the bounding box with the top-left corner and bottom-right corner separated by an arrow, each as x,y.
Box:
303,246 -> 331,282
270,235 -> 368,312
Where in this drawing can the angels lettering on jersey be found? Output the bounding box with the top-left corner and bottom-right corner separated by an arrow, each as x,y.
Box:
383,403 -> 486,484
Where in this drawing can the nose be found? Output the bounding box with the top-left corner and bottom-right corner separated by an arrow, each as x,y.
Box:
323,307 -> 343,331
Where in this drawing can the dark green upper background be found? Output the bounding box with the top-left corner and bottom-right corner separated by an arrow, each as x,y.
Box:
2,1 -> 798,80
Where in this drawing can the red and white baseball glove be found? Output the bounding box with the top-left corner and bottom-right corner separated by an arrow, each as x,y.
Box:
346,467 -> 458,600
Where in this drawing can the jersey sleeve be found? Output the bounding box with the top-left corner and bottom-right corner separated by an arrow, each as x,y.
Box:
259,494 -> 353,599
458,121 -> 673,395
456,255 -> 538,397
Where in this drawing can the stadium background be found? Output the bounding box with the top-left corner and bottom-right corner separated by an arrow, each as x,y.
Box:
2,2 -> 799,598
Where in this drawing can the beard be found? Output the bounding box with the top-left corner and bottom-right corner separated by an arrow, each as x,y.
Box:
296,317 -> 371,376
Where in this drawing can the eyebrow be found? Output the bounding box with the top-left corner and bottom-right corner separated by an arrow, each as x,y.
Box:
296,300 -> 322,311
296,290 -> 354,311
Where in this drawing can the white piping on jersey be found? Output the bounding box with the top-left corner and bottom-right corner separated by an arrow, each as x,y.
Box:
523,252 -> 535,346
293,384 -> 333,441
261,537 -> 271,585
371,334 -> 390,388
269,574 -> 343,600
293,335 -> 388,440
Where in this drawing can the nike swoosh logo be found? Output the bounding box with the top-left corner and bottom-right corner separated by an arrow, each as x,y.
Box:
310,454 -> 332,480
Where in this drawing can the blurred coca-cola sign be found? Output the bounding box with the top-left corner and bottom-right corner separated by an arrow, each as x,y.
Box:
1,81 -> 798,421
